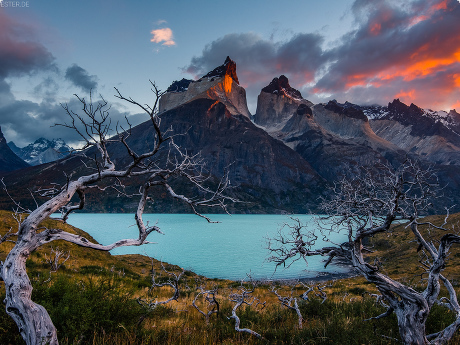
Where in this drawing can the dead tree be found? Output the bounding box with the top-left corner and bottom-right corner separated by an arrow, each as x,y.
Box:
44,247 -> 70,272
0,83 -> 232,345
271,281 -> 329,329
314,283 -> 329,304
227,280 -> 265,339
268,160 -> 460,345
299,282 -> 316,301
137,261 -> 185,311
192,284 -> 220,324
271,283 -> 304,328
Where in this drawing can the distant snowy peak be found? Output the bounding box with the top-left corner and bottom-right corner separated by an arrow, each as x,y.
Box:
362,99 -> 460,133
10,138 -> 73,166
52,138 -> 69,150
360,105 -> 389,120
261,75 -> 303,100
423,108 -> 460,131
23,138 -> 71,156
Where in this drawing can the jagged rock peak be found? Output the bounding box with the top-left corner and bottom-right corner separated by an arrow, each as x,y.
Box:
0,127 -> 30,171
386,99 -> 425,123
262,75 -> 303,99
324,100 -> 367,121
0,126 -> 5,143
166,78 -> 193,93
159,56 -> 250,118
200,56 -> 239,84
387,98 -> 409,113
13,137 -> 73,166
388,98 -> 424,116
449,109 -> 460,117
387,99 -> 423,117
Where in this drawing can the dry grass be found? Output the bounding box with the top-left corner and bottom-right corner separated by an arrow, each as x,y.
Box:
2,210 -> 460,344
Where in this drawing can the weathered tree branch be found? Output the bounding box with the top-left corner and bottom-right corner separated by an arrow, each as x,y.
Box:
267,160 -> 460,345
0,83 -> 232,345
227,280 -> 265,339
138,261 -> 184,310
44,247 -> 70,272
192,283 -> 220,324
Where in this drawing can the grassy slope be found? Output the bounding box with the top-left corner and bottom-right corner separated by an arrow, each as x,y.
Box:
1,210 -> 460,344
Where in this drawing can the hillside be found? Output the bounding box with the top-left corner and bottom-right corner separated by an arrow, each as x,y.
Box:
0,127 -> 29,172
1,58 -> 460,214
2,210 -> 460,343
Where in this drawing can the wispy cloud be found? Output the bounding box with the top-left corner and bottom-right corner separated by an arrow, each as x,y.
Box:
150,27 -> 176,46
155,19 -> 168,25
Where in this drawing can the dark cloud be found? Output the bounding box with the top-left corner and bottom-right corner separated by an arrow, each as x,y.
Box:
185,0 -> 460,111
0,11 -> 56,78
0,95 -> 145,148
309,0 -> 460,109
0,80 -> 14,105
185,33 -> 277,83
0,11 -> 63,146
0,12 -> 150,147
276,34 -> 325,83
315,0 -> 460,91
184,32 -> 325,111
65,64 -> 98,92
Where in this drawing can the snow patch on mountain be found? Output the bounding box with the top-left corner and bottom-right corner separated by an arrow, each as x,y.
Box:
8,138 -> 73,166
361,102 -> 460,134
361,105 -> 389,119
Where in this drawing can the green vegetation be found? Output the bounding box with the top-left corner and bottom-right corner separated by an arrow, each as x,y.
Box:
2,210 -> 460,344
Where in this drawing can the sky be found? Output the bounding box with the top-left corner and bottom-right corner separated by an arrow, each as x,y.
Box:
0,0 -> 459,147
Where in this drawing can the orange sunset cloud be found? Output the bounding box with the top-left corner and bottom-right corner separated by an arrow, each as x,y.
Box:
150,28 -> 176,46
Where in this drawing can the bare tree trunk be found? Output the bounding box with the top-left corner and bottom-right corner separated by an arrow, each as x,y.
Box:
357,255 -> 430,345
267,161 -> 460,344
3,243 -> 58,344
0,85 -> 234,344
395,306 -> 428,345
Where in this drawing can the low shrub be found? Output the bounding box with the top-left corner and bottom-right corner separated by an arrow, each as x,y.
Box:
30,275 -> 147,343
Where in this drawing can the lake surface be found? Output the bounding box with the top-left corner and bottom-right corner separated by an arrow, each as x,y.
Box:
64,213 -> 349,281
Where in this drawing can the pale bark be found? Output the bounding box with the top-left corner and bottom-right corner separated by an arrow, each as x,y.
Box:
0,84 -> 233,345
44,247 -> 70,272
192,286 -> 219,324
3,242 -> 58,345
271,285 -> 304,328
268,160 -> 460,345
228,282 -> 265,339
138,262 -> 184,309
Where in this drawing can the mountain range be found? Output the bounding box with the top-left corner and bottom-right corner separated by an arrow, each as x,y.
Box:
1,57 -> 459,214
8,138 -> 73,166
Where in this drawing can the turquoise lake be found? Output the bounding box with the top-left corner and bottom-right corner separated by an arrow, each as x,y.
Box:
64,214 -> 349,281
